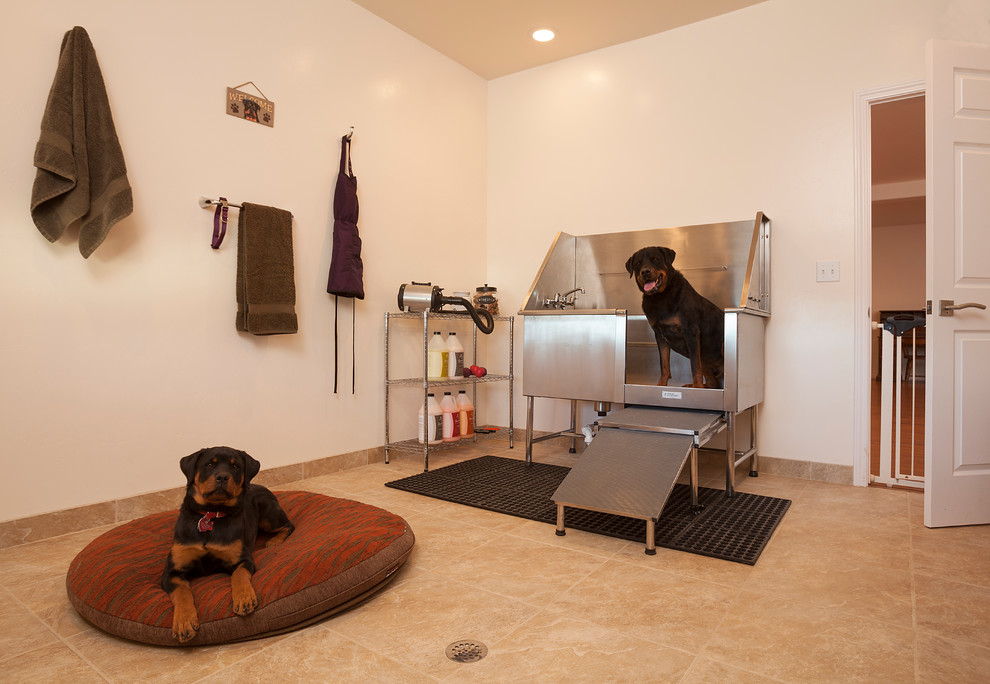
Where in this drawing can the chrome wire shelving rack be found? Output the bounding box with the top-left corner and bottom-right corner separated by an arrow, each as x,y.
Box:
384,311 -> 514,470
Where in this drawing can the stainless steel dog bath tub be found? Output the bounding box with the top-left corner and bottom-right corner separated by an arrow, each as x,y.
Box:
522,308 -> 765,412
520,213 -> 769,411
520,214 -> 770,491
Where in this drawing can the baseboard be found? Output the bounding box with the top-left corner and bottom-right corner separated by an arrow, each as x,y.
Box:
527,430 -> 855,485
0,445 -> 852,550
751,454 -> 854,485
0,447 -> 386,550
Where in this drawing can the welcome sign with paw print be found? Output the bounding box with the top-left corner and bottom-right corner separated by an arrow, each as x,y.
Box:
225,82 -> 274,128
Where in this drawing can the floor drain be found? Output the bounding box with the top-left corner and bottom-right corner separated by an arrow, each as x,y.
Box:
445,639 -> 488,663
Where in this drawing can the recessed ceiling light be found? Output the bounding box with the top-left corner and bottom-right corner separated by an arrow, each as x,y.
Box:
532,28 -> 555,43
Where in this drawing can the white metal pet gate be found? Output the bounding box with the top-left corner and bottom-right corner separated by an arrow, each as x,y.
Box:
873,314 -> 925,489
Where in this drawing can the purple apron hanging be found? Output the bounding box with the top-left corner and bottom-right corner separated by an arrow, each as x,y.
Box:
326,134 -> 363,393
327,135 -> 364,299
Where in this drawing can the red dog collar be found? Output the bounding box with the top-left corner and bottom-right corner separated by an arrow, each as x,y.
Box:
196,511 -> 227,532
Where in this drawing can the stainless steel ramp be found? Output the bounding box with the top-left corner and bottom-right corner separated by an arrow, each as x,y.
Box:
604,406 -> 743,494
600,406 -> 725,440
552,407 -> 726,554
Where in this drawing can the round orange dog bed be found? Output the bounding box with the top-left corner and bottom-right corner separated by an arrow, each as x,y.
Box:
66,491 -> 414,646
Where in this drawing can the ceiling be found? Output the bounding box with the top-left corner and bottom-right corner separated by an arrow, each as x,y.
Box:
351,0 -> 925,227
350,0 -> 767,80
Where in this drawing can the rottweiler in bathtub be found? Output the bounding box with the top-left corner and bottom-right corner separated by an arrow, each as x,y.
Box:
162,446 -> 294,643
625,246 -> 724,389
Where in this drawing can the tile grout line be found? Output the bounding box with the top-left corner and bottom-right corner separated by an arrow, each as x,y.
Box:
688,583 -> 758,678
1,581 -> 112,682
60,630 -> 114,683
908,495 -> 921,683
335,628 -> 445,683
0,584 -> 57,665
186,628 -> 331,684
4,451 -> 985,681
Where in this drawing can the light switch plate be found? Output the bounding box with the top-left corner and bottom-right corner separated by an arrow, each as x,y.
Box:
817,260 -> 839,282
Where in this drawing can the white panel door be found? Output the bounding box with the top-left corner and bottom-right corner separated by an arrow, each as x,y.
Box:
925,40 -> 990,528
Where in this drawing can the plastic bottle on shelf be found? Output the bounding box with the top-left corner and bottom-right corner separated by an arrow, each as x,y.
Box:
446,332 -> 464,378
427,332 -> 446,379
440,391 -> 460,442
456,390 -> 475,437
417,393 -> 443,444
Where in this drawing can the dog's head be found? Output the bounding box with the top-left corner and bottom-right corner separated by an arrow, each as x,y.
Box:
180,446 -> 260,507
625,246 -> 677,296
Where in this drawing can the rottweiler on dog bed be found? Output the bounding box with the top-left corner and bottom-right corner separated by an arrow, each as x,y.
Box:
162,446 -> 294,643
625,246 -> 724,389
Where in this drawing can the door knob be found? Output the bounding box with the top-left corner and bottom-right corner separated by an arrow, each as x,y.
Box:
939,300 -> 988,316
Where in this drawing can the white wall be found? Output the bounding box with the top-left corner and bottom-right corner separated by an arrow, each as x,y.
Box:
486,0 -> 990,467
871,222 -> 926,376
0,0 -> 487,520
6,0 -> 990,523
873,223 -> 926,313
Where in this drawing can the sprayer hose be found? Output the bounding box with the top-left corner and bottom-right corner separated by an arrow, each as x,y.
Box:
441,297 -> 495,334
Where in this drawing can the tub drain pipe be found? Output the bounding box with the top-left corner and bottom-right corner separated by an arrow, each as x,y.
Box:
581,426 -> 593,444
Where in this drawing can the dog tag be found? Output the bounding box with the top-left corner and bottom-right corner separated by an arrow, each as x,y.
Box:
197,511 -> 226,532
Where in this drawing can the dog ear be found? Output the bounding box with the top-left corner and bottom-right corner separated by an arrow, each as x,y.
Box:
240,451 -> 261,483
180,450 -> 205,485
660,247 -> 676,265
624,254 -> 636,277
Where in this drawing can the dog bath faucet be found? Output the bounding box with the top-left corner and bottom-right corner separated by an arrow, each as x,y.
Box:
543,287 -> 585,309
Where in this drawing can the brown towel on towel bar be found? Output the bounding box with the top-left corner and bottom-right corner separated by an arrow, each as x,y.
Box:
31,26 -> 132,258
236,203 -> 298,335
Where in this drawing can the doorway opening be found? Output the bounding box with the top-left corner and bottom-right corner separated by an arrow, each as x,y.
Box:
866,91 -> 926,488
870,95 -> 925,487
852,81 -> 925,488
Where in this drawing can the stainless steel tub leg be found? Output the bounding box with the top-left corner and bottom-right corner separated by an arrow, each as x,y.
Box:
690,445 -> 702,512
725,411 -> 736,498
645,519 -> 656,555
526,395 -> 535,465
555,503 -> 566,536
749,404 -> 759,477
568,400 -> 578,453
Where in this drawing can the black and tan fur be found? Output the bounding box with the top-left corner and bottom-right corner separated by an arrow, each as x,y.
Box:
625,246 -> 724,389
161,446 -> 293,643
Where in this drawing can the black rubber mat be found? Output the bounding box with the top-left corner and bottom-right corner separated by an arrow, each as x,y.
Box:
386,455 -> 790,565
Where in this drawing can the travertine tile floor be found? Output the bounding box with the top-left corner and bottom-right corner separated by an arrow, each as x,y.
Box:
2,438 -> 989,683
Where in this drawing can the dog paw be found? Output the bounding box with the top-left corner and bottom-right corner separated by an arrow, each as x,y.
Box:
172,615 -> 200,642
232,588 -> 259,616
